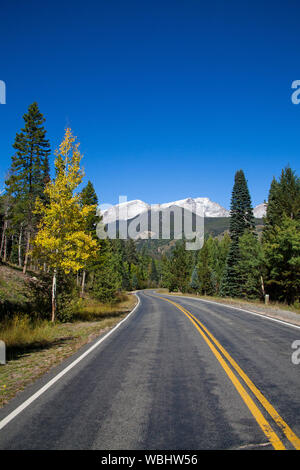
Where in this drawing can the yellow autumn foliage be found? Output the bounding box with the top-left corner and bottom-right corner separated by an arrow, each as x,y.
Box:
32,128 -> 98,274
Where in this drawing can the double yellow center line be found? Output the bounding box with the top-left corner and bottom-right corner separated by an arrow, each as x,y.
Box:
155,295 -> 300,451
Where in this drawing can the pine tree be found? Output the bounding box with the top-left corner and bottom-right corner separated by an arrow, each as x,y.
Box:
150,258 -> 159,285
131,272 -> 139,291
263,167 -> 300,243
213,233 -> 231,294
93,240 -> 121,302
79,180 -> 99,295
80,180 -> 99,234
125,239 -> 138,266
229,169 -> 255,242
263,177 -> 280,233
134,264 -> 144,289
262,167 -> 300,303
168,240 -> 191,293
161,254 -> 171,289
221,170 -> 255,297
264,216 -> 300,304
190,265 -> 200,292
220,240 -> 242,297
202,236 -> 224,295
5,102 -> 50,272
32,128 -> 98,321
198,241 -> 213,295
137,246 -> 151,288
238,231 -> 265,299
277,166 -> 300,220
110,238 -> 134,290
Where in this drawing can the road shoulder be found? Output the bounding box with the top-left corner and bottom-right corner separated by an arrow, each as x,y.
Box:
0,294 -> 139,409
155,291 -> 300,328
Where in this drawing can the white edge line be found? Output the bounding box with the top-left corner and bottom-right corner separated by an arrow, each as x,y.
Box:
158,293 -> 300,331
0,294 -> 141,431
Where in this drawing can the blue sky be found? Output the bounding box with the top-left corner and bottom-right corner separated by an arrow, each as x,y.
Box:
0,0 -> 299,209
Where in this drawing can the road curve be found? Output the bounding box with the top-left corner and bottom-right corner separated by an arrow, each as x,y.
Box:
0,290 -> 299,450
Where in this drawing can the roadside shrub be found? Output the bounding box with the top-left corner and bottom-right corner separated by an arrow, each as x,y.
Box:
28,271 -> 77,322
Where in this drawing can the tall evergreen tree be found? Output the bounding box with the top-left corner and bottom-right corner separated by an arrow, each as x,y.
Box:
197,241 -> 213,295
263,177 -> 280,232
213,233 -> 231,294
167,240 -> 191,293
221,169 -> 255,297
264,216 -> 300,304
190,265 -> 200,292
80,181 -> 99,234
93,240 -> 121,302
229,169 -> 255,241
220,240 -> 242,297
5,102 -> 51,272
263,166 -> 300,243
110,239 -> 131,290
125,239 -> 138,266
161,254 -> 171,289
79,180 -> 99,295
262,167 -> 300,303
238,231 -> 265,299
149,258 -> 159,285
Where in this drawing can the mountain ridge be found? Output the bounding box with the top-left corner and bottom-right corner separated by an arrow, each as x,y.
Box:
101,197 -> 266,224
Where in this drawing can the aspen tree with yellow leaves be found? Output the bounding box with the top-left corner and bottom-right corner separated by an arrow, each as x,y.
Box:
32,128 -> 98,322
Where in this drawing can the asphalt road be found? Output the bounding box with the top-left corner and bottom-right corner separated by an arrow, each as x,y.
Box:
0,290 -> 299,450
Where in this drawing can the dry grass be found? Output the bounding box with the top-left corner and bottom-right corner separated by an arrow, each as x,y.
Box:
0,293 -> 137,408
73,293 -> 136,321
0,316 -> 56,351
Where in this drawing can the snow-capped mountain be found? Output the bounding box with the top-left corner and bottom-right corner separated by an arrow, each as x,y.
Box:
101,199 -> 150,224
156,197 -> 230,217
253,203 -> 267,219
101,197 -> 266,224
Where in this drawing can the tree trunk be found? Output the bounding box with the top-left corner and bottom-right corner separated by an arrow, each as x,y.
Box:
23,232 -> 31,274
3,234 -> 7,262
18,224 -> 23,267
260,275 -> 265,297
10,234 -> 14,262
0,219 -> 7,259
81,270 -> 86,297
51,269 -> 57,323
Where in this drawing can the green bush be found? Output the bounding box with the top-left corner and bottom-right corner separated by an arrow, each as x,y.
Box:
28,271 -> 77,322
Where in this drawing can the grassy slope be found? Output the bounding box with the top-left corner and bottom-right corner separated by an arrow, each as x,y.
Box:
0,264 -> 33,308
